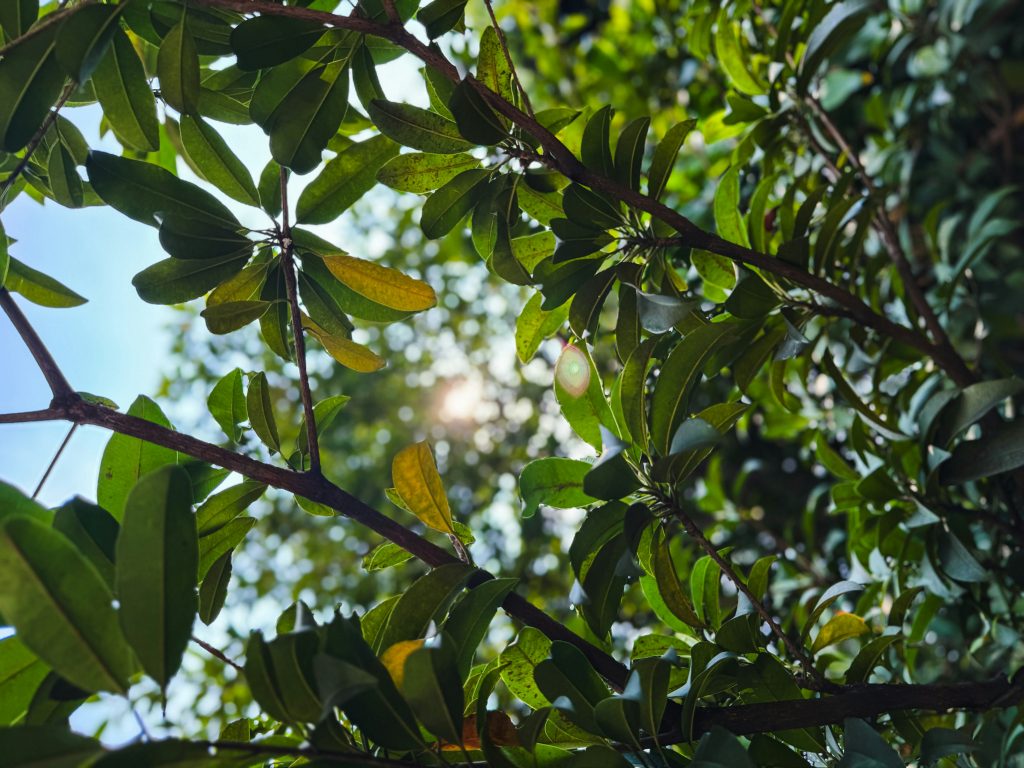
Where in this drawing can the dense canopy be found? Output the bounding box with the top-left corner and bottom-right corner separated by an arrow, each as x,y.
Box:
0,0 -> 1023,766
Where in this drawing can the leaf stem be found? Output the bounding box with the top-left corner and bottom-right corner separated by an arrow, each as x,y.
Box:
277,169 -> 321,474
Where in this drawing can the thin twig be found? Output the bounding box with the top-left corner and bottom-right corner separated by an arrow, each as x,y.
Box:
658,493 -> 831,690
191,636 -> 244,672
277,169 -> 321,474
482,0 -> 534,117
32,423 -> 76,498
0,3 -> 94,59
0,82 -> 76,206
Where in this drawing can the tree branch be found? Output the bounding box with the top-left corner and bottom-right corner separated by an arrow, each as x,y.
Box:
277,169 -> 321,474
191,636 -> 243,673
0,290 -> 75,401
684,674 -> 1023,744
190,0 -> 969,386
0,292 -> 631,690
660,495 -> 829,690
0,82 -> 76,206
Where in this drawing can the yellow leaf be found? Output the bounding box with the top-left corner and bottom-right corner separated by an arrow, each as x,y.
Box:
304,317 -> 386,373
322,252 -> 436,312
392,441 -> 454,535
380,639 -> 423,689
811,611 -> 869,653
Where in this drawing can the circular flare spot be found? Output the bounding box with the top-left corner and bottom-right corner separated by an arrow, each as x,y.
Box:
556,345 -> 590,398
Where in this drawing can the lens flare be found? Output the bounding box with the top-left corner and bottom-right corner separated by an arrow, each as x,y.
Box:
439,378 -> 484,422
555,344 -> 590,398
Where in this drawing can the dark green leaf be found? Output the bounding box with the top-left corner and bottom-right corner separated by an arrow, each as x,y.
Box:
421,169 -> 491,239
116,466 -> 197,691
520,457 -> 598,518
443,578 -> 517,678
207,368 -> 247,441
55,4 -> 124,83
647,119 -> 696,201
158,19 -> 200,114
296,135 -> 399,223
0,25 -> 64,152
270,60 -> 350,174
448,79 -> 507,145
377,563 -> 474,651
613,116 -> 649,192
0,516 -> 135,693
246,372 -> 281,454
402,634 -> 464,743
417,0 -> 469,39
230,16 -> 324,71
4,258 -> 86,308
52,498 -> 118,589
368,99 -> 473,154
941,418 -> 1024,484
87,151 -> 238,228
92,28 -> 160,152
180,115 -> 260,205
198,551 -> 231,625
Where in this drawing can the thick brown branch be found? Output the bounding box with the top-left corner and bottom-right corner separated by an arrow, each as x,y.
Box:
0,290 -> 75,401
686,675 -> 1022,743
0,391 -> 627,689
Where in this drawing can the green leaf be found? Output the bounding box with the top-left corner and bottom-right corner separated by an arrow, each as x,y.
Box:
0,636 -> 49,726
535,642 -> 609,733
724,270 -> 780,319
562,184 -> 623,230
417,0 -> 470,39
133,253 -> 249,305
692,726 -> 756,768
246,372 -> 281,454
208,368 -> 247,441
376,152 -> 480,194
196,480 -> 266,535
519,458 -> 598,518
4,258 -> 86,308
0,25 -> 64,152
296,135 -> 399,223
116,465 -> 198,691
443,578 -> 517,678
363,541 -> 414,572
941,418 -> 1024,484
52,498 -> 119,589
55,4 -> 124,83
0,0 -> 37,38
801,580 -> 864,640
46,143 -> 83,208
651,529 -> 704,629
421,169 -> 491,239
269,59 -> 350,174
577,533 -> 630,638
92,28 -> 160,152
158,214 -> 251,261
0,724 -> 103,768
714,10 -> 767,96
391,441 -> 455,535
516,293 -> 569,364
920,728 -> 976,765
368,99 -> 473,154
198,551 -> 231,625
811,613 -> 869,653
614,116 -> 650,192
937,531 -> 987,583
580,105 -> 614,178
649,323 -> 736,455
201,300 -> 271,335
449,79 -> 507,145
934,377 -> 1024,447
713,167 -> 750,247
838,718 -> 903,768
377,563 -> 474,651
0,221 -> 9,288
402,635 -> 465,743
87,151 -> 238,228
198,516 -> 256,579
499,626 -> 551,708
98,395 -> 178,521
647,119 -> 696,201
0,516 -> 135,693
158,19 -> 200,115
180,115 -> 260,206
230,16 -> 324,71
798,0 -> 874,92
